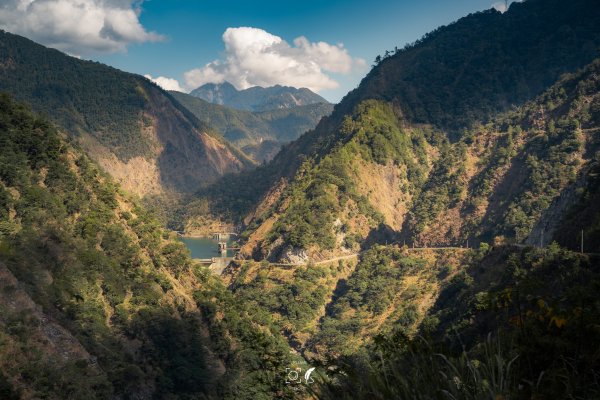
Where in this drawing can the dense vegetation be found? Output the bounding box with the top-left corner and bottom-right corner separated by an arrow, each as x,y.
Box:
192,273 -> 297,400
0,30 -> 153,161
462,58 -> 599,248
351,0 -> 600,131
0,93 -> 208,397
262,101 -> 428,255
224,262 -> 334,346
0,94 -> 295,399
236,57 -> 600,264
318,246 -> 600,400
171,91 -> 333,162
309,247 -> 432,357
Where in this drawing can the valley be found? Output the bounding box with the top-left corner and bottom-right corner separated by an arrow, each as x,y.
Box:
170,90 -> 333,162
1,0 -> 600,399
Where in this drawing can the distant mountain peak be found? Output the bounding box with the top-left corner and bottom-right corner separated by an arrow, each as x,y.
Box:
190,81 -> 329,112
203,81 -> 237,90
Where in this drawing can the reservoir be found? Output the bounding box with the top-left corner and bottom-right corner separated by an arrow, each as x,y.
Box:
179,236 -> 236,259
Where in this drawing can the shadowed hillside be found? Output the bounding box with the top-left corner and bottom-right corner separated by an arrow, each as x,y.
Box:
0,30 -> 253,198
0,94 -> 296,399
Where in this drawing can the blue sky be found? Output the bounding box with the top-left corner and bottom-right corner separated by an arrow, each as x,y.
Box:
1,0 -> 509,102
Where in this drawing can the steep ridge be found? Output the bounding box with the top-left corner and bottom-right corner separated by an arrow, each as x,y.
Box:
170,90 -> 333,162
218,61 -> 600,399
0,94 -> 294,399
0,30 -> 253,198
343,0 -> 600,130
186,0 -> 600,232
553,158 -> 600,252
278,0 -> 600,168
190,81 -> 329,111
241,59 -> 600,262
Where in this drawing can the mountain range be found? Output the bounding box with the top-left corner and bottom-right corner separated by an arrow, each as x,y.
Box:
0,30 -> 252,198
225,56 -> 600,351
182,1 -> 600,396
171,91 -> 333,162
1,0 -> 600,398
190,81 -> 330,112
238,61 -> 600,263
188,0 -> 600,239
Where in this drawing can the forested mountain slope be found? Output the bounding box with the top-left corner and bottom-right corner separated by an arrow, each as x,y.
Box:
316,245 -> 600,399
344,0 -> 600,130
240,58 -> 600,263
171,90 -> 333,162
186,0 -> 600,232
218,60 -> 600,399
0,30 -> 252,198
0,94 -> 295,399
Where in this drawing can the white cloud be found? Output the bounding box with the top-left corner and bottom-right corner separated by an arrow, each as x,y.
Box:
144,74 -> 184,92
492,1 -> 521,13
184,27 -> 366,93
0,0 -> 164,55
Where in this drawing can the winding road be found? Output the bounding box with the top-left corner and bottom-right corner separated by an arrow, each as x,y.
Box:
266,246 -> 472,267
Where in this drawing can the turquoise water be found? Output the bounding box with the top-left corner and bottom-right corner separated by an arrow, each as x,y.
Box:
178,237 -> 235,259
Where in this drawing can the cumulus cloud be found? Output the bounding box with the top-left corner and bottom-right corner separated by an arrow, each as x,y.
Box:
0,0 -> 164,55
184,27 -> 366,93
144,74 -> 184,92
